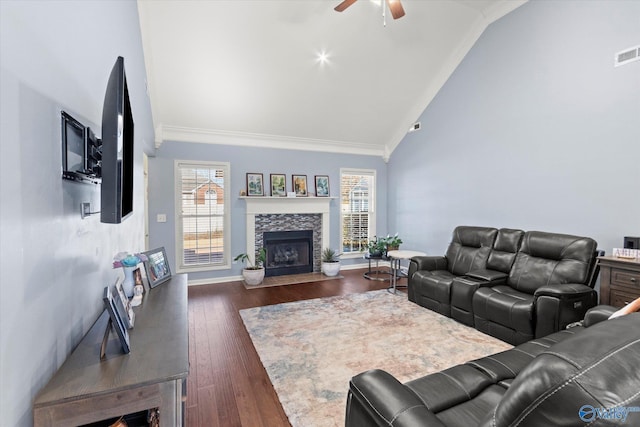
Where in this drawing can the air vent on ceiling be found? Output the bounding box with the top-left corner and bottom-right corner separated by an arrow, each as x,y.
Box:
408,122 -> 421,133
614,45 -> 640,67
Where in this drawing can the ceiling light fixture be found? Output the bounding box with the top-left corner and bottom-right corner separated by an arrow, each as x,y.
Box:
317,50 -> 329,65
334,0 -> 405,26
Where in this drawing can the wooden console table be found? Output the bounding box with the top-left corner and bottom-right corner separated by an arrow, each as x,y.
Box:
597,256 -> 640,307
34,274 -> 189,426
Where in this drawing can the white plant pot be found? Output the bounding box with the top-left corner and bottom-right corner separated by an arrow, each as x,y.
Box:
243,268 -> 265,286
321,261 -> 341,277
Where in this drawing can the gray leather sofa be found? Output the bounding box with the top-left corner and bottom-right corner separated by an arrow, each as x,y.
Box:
345,306 -> 640,427
408,226 -> 600,345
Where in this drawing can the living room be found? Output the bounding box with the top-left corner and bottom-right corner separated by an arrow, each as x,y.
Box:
1,1 -> 639,426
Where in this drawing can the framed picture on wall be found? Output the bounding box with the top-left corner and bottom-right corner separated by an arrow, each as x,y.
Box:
315,175 -> 330,197
142,247 -> 172,289
270,174 -> 286,196
292,174 -> 308,197
246,173 -> 264,196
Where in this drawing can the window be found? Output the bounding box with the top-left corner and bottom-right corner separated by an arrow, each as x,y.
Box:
175,161 -> 230,271
340,168 -> 376,255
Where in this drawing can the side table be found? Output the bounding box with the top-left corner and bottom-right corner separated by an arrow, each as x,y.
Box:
363,253 -> 391,281
597,256 -> 640,307
387,250 -> 426,294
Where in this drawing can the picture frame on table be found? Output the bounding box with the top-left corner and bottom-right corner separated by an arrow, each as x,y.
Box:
246,173 -> 264,196
315,175 -> 330,197
270,173 -> 286,196
102,285 -> 130,355
114,279 -> 135,329
133,267 -> 144,289
142,247 -> 172,289
292,174 -> 308,196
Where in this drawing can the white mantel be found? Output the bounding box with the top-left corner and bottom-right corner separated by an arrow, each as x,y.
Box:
240,197 -> 334,262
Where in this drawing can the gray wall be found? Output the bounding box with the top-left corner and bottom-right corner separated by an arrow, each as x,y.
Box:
0,1 -> 154,425
148,141 -> 388,282
388,0 -> 640,258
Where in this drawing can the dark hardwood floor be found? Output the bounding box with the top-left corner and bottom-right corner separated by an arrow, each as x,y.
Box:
185,268 -> 390,426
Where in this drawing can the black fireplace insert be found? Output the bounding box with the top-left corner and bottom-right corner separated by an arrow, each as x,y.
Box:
263,230 -> 313,277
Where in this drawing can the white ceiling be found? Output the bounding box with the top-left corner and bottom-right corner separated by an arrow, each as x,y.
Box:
138,0 -> 526,160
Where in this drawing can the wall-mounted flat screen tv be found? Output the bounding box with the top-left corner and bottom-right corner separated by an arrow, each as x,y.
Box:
101,56 -> 134,224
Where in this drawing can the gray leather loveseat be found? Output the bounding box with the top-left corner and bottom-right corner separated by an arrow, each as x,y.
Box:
408,226 -> 600,345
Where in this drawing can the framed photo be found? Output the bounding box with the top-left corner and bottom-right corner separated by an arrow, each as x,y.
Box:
292,174 -> 308,197
246,173 -> 264,196
142,247 -> 172,289
270,173 -> 286,197
103,285 -> 130,354
133,267 -> 144,289
315,175 -> 330,197
114,279 -> 135,329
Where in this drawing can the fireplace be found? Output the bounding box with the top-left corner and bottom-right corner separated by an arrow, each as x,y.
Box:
264,230 -> 313,277
242,197 -> 331,275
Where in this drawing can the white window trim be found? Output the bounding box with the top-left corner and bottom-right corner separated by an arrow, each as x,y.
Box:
340,167 -> 376,259
174,160 -> 231,272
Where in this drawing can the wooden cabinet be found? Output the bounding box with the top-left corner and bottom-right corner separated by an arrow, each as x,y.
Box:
33,274 -> 188,426
597,256 -> 640,307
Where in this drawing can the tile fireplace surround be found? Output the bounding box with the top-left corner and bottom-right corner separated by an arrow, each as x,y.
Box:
241,197 -> 333,272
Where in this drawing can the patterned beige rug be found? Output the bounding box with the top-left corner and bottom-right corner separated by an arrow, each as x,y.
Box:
239,290 -> 512,427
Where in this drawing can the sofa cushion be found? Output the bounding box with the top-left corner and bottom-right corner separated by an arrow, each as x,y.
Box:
412,270 -> 456,300
466,327 -> 580,383
436,384 -> 506,427
445,226 -> 497,276
405,364 -> 494,413
507,231 -> 597,294
482,313 -> 640,427
486,228 -> 524,273
473,285 -> 534,334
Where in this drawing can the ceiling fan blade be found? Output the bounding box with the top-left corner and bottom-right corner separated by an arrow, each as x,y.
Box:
386,0 -> 405,19
335,0 -> 358,12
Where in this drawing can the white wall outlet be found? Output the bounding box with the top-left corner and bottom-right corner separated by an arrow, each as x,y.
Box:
157,214 -> 167,223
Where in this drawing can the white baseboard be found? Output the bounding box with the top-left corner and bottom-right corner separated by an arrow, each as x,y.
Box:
186,262 -> 381,286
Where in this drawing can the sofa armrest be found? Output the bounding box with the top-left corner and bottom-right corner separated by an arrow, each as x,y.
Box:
534,284 -> 598,338
409,256 -> 447,272
347,369 -> 445,427
583,305 -> 618,327
466,269 -> 508,284
534,283 -> 594,299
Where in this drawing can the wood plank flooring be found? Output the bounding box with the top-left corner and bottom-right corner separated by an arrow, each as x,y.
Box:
185,268 -> 391,426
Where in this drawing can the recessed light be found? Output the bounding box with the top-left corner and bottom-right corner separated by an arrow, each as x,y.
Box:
317,50 -> 330,65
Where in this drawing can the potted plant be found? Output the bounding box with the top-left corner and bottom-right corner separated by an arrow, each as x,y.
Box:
321,247 -> 341,277
234,247 -> 267,285
384,233 -> 403,252
366,237 -> 386,258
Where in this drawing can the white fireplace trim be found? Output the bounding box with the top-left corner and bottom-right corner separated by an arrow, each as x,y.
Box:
241,197 -> 334,264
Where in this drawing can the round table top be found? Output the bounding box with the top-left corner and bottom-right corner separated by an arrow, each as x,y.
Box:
387,249 -> 426,259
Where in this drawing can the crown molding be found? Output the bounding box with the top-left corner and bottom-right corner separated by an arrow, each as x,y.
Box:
155,124 -> 387,159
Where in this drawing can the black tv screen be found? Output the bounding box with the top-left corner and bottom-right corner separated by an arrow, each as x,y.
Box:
101,56 -> 134,224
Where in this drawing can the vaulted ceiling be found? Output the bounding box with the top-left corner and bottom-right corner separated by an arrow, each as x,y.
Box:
138,0 -> 526,160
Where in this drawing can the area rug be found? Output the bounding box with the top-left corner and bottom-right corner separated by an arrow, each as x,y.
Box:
242,272 -> 343,289
239,290 -> 512,427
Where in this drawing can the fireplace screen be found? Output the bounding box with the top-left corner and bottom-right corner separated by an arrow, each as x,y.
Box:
263,230 -> 313,277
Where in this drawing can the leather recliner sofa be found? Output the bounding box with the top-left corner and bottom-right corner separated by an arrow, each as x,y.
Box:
408,226 -> 600,345
345,306 -> 640,427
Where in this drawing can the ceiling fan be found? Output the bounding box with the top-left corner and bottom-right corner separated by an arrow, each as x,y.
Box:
334,0 -> 406,20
